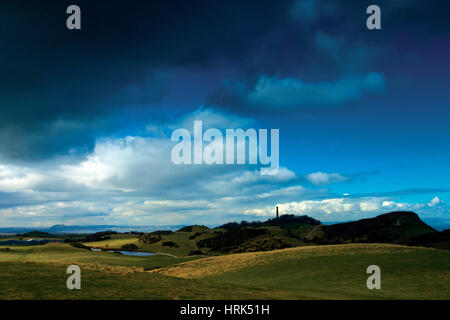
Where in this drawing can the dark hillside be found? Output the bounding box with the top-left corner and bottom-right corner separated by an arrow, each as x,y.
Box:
404,229 -> 450,250
302,211 -> 437,244
197,228 -> 292,253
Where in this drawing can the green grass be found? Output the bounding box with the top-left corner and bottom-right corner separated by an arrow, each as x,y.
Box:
0,243 -> 449,299
0,261 -> 284,299
209,248 -> 450,299
152,244 -> 450,300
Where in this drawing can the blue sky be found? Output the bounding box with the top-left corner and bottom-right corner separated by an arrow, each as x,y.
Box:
0,0 -> 449,228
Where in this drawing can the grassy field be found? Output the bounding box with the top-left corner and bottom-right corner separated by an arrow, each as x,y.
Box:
0,242 -> 449,299
152,243 -> 450,299
0,261 -> 285,299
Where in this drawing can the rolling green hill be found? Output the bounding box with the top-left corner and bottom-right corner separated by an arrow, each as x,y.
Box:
151,243 -> 450,300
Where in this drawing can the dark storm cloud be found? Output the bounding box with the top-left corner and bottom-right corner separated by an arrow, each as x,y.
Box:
206,0 -> 450,112
1,0 -> 450,160
0,0 -> 294,160
1,0 -> 294,114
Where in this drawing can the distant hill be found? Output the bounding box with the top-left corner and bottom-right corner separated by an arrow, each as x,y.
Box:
0,224 -> 185,235
302,211 -> 437,245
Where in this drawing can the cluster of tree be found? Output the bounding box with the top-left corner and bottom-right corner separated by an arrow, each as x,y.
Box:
197,227 -> 293,253
265,214 -> 321,227
63,237 -> 86,243
197,228 -> 268,252
138,230 -> 173,245
219,214 -> 321,230
161,241 -> 179,248
218,221 -> 263,230
121,243 -> 138,250
18,231 -> 55,238
83,231 -> 118,243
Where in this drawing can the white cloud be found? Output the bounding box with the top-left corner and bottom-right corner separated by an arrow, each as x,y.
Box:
305,171 -> 349,185
429,196 -> 444,207
245,196 -> 445,222
0,108 -> 301,226
0,164 -> 44,192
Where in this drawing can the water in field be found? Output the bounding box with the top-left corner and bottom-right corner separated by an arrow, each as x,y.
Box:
90,247 -> 155,256
116,250 -> 155,256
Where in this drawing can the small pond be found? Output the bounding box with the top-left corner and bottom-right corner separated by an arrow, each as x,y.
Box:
90,247 -> 155,256
115,250 -> 155,256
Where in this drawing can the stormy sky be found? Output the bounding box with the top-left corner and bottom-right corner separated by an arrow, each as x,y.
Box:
1,0 -> 449,228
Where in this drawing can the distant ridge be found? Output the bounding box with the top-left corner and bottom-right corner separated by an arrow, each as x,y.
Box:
302,211 -> 437,244
0,224 -> 186,235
